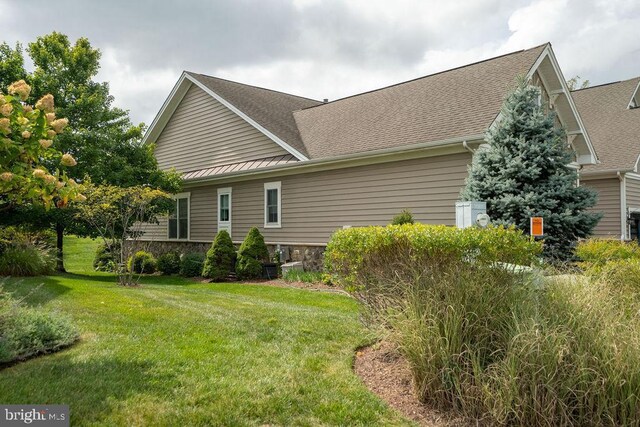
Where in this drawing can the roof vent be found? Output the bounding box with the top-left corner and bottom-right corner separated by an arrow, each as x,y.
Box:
323,98 -> 328,103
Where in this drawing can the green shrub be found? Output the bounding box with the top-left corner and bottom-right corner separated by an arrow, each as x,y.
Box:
282,269 -> 324,283
157,251 -> 181,275
236,227 -> 269,280
0,285 -> 79,363
202,230 -> 236,281
93,242 -> 121,272
325,223 -> 542,291
180,252 -> 205,277
391,209 -> 414,225
128,251 -> 157,274
575,238 -> 640,266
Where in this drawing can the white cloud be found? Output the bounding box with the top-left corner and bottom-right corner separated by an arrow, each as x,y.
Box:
0,0 -> 637,123
96,48 -> 179,125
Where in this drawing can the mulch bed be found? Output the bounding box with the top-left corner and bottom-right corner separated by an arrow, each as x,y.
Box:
354,340 -> 470,426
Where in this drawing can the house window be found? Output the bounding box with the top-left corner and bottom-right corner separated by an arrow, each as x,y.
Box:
168,193 -> 190,240
217,187 -> 232,234
264,181 -> 281,228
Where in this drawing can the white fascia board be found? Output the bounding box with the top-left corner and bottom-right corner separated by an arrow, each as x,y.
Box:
542,46 -> 598,165
489,45 -> 598,165
628,81 -> 640,109
184,74 -> 309,161
142,72 -> 191,146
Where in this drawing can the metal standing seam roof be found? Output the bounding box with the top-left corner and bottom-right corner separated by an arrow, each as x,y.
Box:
572,77 -> 640,173
181,154 -> 299,180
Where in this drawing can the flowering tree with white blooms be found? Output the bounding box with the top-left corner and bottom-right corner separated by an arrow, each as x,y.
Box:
0,80 -> 84,210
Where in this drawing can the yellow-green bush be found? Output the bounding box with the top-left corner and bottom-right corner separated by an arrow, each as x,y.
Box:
325,224 -> 542,291
575,238 -> 640,266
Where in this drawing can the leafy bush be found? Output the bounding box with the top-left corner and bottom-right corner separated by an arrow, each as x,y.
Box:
236,227 -> 269,280
325,223 -> 542,292
391,209 -> 414,225
157,251 -> 181,275
180,252 -> 205,277
93,242 -> 121,272
282,269 -> 325,283
202,230 -> 236,281
0,227 -> 55,276
127,251 -> 157,274
0,285 -> 79,363
576,238 -> 640,266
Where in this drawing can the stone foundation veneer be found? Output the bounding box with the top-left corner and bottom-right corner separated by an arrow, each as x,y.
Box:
124,240 -> 325,272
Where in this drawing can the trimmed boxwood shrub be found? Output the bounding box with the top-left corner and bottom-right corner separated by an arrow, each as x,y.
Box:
128,251 -> 157,274
202,230 -> 236,281
157,251 -> 181,275
391,209 -> 414,225
93,242 -> 121,272
180,252 -> 205,277
236,227 -> 269,280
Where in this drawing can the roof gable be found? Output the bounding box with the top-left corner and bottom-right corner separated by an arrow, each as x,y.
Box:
142,72 -> 321,160
573,77 -> 640,173
154,84 -> 292,173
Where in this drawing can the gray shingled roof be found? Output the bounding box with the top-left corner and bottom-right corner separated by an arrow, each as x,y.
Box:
573,77 -> 640,173
185,72 -> 323,158
292,44 -> 547,159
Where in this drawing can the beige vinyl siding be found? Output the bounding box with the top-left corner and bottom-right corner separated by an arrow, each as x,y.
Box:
626,176 -> 640,211
583,178 -> 621,238
153,84 -> 290,173
140,152 -> 472,244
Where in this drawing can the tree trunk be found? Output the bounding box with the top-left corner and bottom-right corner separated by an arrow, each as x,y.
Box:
56,222 -> 66,272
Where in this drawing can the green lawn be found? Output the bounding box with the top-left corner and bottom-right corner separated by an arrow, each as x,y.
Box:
0,237 -> 406,426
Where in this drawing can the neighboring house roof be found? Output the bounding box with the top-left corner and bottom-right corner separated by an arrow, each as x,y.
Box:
181,154 -> 298,181
573,77 -> 640,173
185,72 -> 323,159
292,44 -> 547,159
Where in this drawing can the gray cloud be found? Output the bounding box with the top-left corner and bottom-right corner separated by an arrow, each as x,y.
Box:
0,0 -> 637,125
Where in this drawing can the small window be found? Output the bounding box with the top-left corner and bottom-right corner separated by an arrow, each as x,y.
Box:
217,187 -> 232,234
168,193 -> 189,240
264,182 -> 281,228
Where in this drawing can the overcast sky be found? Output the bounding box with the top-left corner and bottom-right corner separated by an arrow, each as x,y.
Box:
1,0 -> 638,125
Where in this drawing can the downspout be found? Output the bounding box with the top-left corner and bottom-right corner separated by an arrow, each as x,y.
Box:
618,171 -> 627,240
462,140 -> 475,154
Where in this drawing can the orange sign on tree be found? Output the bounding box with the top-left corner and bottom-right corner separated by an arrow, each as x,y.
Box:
530,217 -> 544,237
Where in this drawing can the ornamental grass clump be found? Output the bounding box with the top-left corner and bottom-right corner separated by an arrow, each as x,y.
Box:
326,223 -> 640,425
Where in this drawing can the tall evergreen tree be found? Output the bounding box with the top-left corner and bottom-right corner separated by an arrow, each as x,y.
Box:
461,79 -> 601,260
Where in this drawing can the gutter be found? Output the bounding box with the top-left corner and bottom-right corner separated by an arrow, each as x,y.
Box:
579,168 -> 633,179
183,133 -> 485,185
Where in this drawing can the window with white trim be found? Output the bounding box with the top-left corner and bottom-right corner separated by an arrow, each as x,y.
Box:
264,181 -> 281,228
168,193 -> 190,239
217,187 -> 232,234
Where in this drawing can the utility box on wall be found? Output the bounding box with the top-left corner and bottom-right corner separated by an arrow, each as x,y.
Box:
456,201 -> 487,229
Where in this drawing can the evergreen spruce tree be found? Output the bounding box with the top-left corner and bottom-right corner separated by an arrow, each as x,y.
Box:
461,79 -> 601,260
